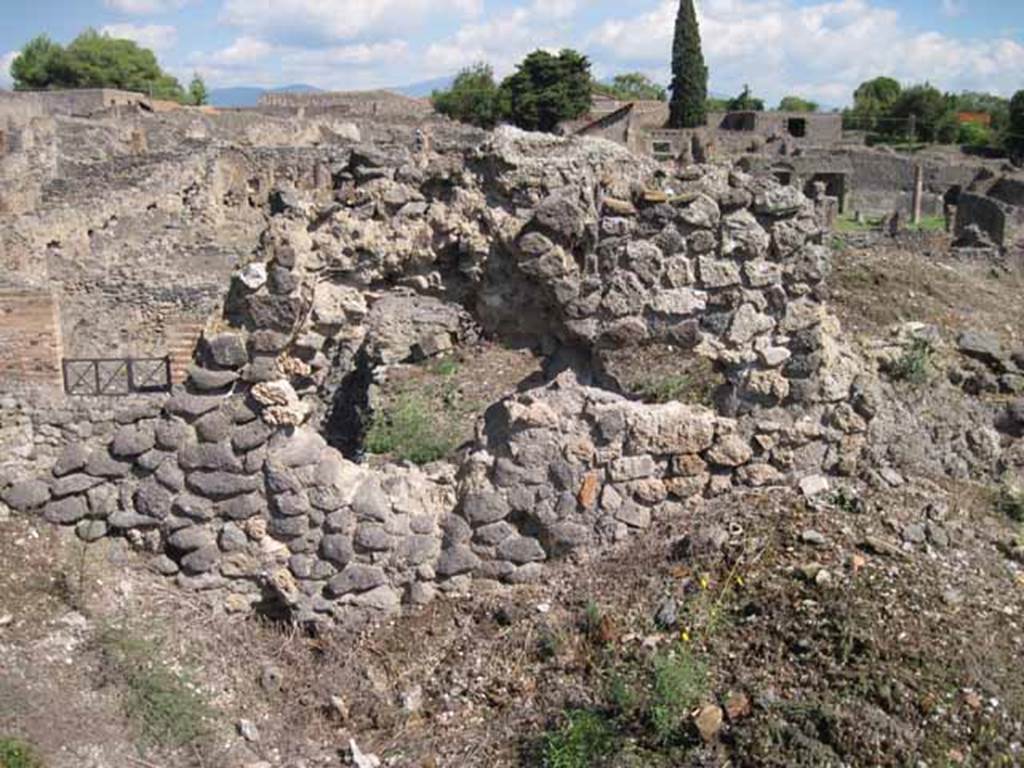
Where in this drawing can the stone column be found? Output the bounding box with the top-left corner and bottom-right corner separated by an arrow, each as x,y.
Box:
912,164 -> 923,225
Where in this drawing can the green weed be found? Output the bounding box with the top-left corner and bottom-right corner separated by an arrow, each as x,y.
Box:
650,644 -> 708,745
364,392 -> 458,465
995,484 -> 1024,523
889,337 -> 934,385
97,626 -> 216,751
543,710 -> 617,768
0,739 -> 43,768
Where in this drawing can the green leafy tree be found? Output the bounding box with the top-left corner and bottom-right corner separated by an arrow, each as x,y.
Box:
594,72 -> 666,102
727,85 -> 765,112
778,95 -> 818,112
1009,90 -> 1024,159
9,28 -> 184,102
668,0 -> 708,128
888,84 -> 955,142
188,73 -> 208,106
432,63 -> 504,128
846,76 -> 902,130
499,49 -> 592,133
957,121 -> 991,147
10,35 -> 71,90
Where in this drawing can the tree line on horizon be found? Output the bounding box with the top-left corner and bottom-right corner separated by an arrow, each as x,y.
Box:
6,13 -> 1022,160
9,29 -> 208,106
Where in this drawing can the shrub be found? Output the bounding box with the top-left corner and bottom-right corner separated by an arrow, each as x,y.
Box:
995,484 -> 1024,523
432,63 -> 504,129
499,49 -> 593,133
650,643 -> 708,744
543,710 -> 617,768
0,739 -> 43,768
958,121 -> 991,147
888,337 -> 933,385
364,392 -> 458,465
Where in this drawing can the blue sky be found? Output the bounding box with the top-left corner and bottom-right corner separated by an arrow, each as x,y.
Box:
1,0 -> 1021,106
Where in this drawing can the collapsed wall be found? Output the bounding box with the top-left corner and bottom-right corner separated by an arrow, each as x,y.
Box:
1,127 -> 879,625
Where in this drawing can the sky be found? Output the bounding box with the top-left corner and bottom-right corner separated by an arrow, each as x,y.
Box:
0,0 -> 1021,106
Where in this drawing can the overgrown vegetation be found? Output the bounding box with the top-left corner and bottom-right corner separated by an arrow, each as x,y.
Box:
543,710 -> 618,768
97,625 -> 216,751
844,76 -> 1018,154
995,483 -> 1024,523
593,72 -> 666,102
364,357 -> 472,464
10,29 -> 186,102
888,337 -> 935,385
433,50 -> 592,132
0,739 -> 44,768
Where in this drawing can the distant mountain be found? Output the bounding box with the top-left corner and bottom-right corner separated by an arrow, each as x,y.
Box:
209,83 -> 322,109
389,76 -> 454,98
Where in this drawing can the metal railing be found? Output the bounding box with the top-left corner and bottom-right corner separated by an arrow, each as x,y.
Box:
61,357 -> 171,396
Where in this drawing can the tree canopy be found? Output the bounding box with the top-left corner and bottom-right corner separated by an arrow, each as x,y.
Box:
593,73 -> 666,102
432,50 -> 592,133
188,73 -> 209,106
668,0 -> 707,128
727,85 -> 765,112
1010,91 -> 1024,159
778,96 -> 818,113
432,63 -> 504,129
498,49 -> 592,133
887,84 -> 957,143
9,30 -> 185,102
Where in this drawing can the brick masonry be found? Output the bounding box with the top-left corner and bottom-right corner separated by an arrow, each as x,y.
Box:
0,290 -> 62,392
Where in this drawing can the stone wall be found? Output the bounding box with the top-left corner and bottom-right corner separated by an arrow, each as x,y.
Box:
1,129 -> 873,626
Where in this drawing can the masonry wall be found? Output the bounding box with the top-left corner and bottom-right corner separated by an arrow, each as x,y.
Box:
0,290 -> 62,393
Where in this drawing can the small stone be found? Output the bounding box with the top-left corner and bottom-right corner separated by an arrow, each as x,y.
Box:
237,719 -> 260,743
801,529 -> 827,547
76,519 -> 108,542
655,598 -> 678,629
260,665 -> 283,692
326,564 -> 386,597
1,480 -> 50,511
799,475 -> 830,497
695,704 -> 724,743
43,496 -> 89,524
724,691 -> 752,721
901,523 -> 927,545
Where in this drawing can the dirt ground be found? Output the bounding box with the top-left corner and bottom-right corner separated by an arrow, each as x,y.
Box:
2,241 -> 1024,768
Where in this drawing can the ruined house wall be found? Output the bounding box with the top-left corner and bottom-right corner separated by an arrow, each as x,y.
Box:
846,151 -> 982,218
0,130 -> 874,625
0,113 -> 359,373
0,89 -> 148,121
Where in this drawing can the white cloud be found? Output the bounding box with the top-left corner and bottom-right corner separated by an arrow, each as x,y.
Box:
190,36 -> 411,90
589,0 -> 1024,105
100,23 -> 178,52
103,0 -> 189,13
1,51 -> 17,89
422,0 -> 580,78
220,0 -> 482,46
206,36 -> 276,66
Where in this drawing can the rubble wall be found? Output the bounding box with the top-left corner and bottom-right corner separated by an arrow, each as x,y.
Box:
1,128 -> 874,626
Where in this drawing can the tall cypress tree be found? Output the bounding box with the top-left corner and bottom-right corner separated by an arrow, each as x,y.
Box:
668,0 -> 708,128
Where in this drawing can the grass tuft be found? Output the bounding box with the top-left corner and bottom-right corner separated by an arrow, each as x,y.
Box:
97,626 -> 216,751
650,643 -> 708,745
888,337 -> 934,385
543,710 -> 617,768
364,392 -> 459,465
0,738 -> 44,768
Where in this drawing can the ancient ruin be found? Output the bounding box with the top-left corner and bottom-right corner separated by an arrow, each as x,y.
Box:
2,82 -> 1023,767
